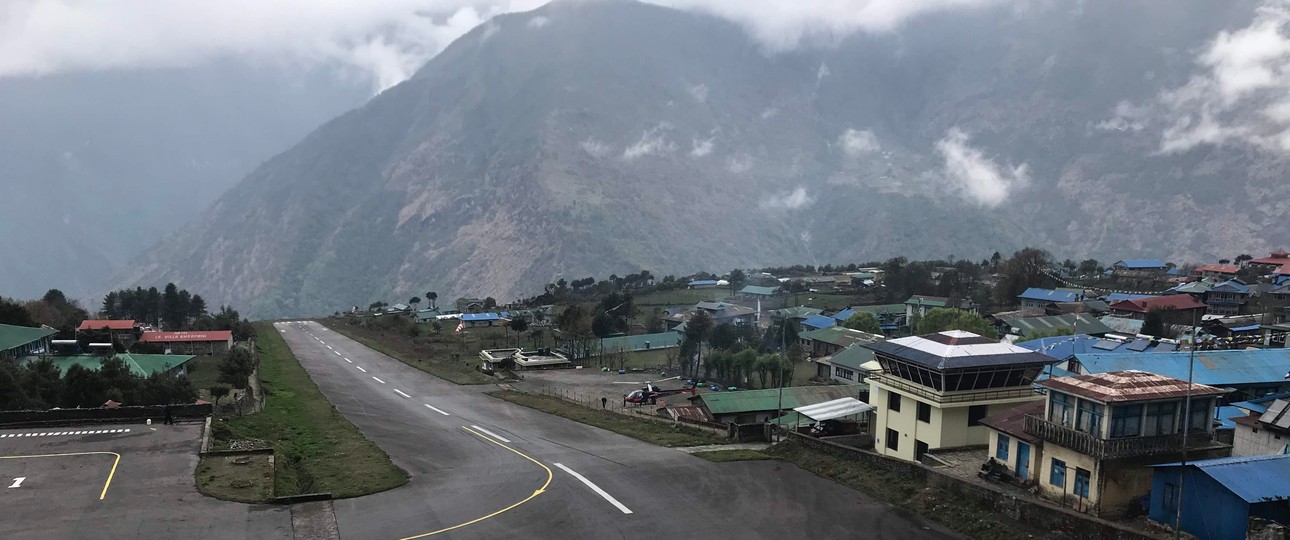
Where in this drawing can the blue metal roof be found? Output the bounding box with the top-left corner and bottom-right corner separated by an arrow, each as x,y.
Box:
1214,406 -> 1246,429
1211,280 -> 1251,294
1117,259 -> 1167,269
831,308 -> 856,322
1072,349 -> 1290,387
1105,293 -> 1157,303
1018,288 -> 1080,303
1230,391 -> 1290,414
1151,454 -> 1290,503
688,280 -> 718,287
1016,334 -> 1171,360
801,315 -> 836,329
1229,324 -> 1261,332
461,313 -> 501,322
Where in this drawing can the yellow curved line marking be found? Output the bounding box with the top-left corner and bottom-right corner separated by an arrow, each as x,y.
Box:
399,427 -> 553,540
0,451 -> 121,500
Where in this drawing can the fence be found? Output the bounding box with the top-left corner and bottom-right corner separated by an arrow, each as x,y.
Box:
0,403 -> 213,428
524,385 -> 766,441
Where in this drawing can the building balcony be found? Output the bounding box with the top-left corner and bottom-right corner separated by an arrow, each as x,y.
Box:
869,374 -> 1040,405
1023,415 -> 1220,460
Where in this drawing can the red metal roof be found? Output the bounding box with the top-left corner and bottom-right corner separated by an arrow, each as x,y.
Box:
1194,264 -> 1239,274
78,319 -> 136,331
139,331 -> 233,343
1109,295 -> 1206,313
1038,370 -> 1227,403
1250,251 -> 1290,265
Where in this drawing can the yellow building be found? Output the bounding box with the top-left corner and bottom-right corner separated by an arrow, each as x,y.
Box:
1026,371 -> 1231,516
864,330 -> 1056,462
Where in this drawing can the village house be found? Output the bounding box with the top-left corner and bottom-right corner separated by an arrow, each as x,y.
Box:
1060,348 -> 1290,403
1193,263 -> 1241,280
21,352 -> 197,378
137,330 -> 233,355
1110,259 -> 1169,288
1247,250 -> 1290,275
812,343 -> 880,384
0,323 -> 57,359
737,285 -> 779,300
1023,371 -> 1230,517
76,319 -> 139,348
800,314 -> 836,331
1204,279 -> 1252,316
863,330 -> 1056,462
798,326 -> 882,358
1017,288 -> 1082,309
997,313 -> 1113,340
685,385 -> 865,424
1231,398 -> 1290,456
904,295 -> 977,325
1107,295 -> 1207,324
1148,454 -> 1290,540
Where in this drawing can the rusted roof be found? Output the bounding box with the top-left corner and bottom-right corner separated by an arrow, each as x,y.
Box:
1108,295 -> 1206,313
77,319 -> 136,331
1195,264 -> 1240,274
978,400 -> 1045,442
1038,370 -> 1227,403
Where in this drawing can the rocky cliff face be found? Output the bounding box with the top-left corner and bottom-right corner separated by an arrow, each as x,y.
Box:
117,0 -> 1289,318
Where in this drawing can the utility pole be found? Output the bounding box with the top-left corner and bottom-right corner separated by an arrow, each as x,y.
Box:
1174,308 -> 1199,539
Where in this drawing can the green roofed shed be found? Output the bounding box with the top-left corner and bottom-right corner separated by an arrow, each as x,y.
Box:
21,353 -> 196,378
0,324 -> 58,358
739,285 -> 780,297
598,332 -> 681,355
689,384 -> 865,423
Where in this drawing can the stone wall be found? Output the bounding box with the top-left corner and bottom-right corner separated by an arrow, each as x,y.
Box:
0,403 -> 212,427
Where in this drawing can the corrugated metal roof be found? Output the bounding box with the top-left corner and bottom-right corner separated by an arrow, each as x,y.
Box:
461,313 -> 501,322
598,332 -> 681,353
693,385 -> 865,415
979,400 -> 1045,442
1099,316 -> 1144,334
772,306 -> 823,319
825,343 -> 877,371
21,353 -> 194,377
905,295 -> 949,307
1015,334 -> 1170,360
801,315 -> 836,329
1038,371 -> 1227,403
831,308 -> 856,322
865,331 -> 1056,370
1151,454 -> 1290,503
1110,295 -> 1206,313
1018,288 -> 1081,303
1104,293 -> 1157,303
793,397 -> 874,421
799,326 -> 880,349
851,304 -> 906,316
1008,313 -> 1112,337
1230,391 -> 1290,414
1115,259 -> 1167,269
688,280 -> 718,287
77,319 -> 135,331
0,323 -> 57,353
739,285 -> 779,296
1072,349 -> 1290,386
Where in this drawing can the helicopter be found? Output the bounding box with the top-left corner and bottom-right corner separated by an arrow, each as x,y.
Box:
614,375 -> 695,405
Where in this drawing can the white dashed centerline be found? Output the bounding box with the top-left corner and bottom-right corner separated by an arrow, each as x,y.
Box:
344,358 -> 352,363
334,351 -> 342,356
554,463 -> 634,514
424,404 -> 450,416
469,425 -> 511,443
372,377 -> 386,384
356,366 -> 367,373
394,389 -> 411,399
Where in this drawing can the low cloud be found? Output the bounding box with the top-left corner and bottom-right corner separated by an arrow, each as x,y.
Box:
1102,3 -> 1290,154
1,1 -> 1011,90
934,128 -> 1029,207
688,83 -> 709,103
759,187 -> 815,210
838,128 -> 879,156
726,155 -> 752,174
623,123 -> 676,160
580,137 -> 610,157
691,137 -> 715,157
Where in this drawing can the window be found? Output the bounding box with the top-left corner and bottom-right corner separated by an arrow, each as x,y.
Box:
1050,393 -> 1074,427
1109,404 -> 1143,438
888,391 -> 902,413
1076,399 -> 1105,436
1144,402 -> 1178,436
834,366 -> 854,381
917,402 -> 932,423
915,440 -> 929,461
1187,398 -> 1210,432
886,428 -> 899,451
996,433 -> 1010,460
1050,458 -> 1066,487
968,405 -> 988,426
1073,468 -> 1091,498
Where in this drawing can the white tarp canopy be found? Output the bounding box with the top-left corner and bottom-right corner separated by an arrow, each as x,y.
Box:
793,397 -> 874,422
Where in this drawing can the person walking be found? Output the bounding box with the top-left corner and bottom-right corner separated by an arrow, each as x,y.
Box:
601,396 -> 608,409
163,403 -> 173,426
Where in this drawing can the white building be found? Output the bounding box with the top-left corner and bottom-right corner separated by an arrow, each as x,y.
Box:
862,330 -> 1056,462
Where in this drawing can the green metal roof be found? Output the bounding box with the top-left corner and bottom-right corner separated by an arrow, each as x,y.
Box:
851,304 -> 906,316
828,344 -> 876,371
739,285 -> 780,296
1006,313 -> 1112,337
771,306 -> 823,319
693,384 -> 865,415
0,324 -> 57,354
598,332 -> 681,353
905,295 -> 948,307
21,353 -> 195,377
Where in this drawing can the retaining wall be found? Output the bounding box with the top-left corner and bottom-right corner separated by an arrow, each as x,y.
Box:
0,403 -> 213,427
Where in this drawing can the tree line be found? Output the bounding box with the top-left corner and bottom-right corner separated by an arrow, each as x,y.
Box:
0,356 -> 197,410
100,284 -> 256,340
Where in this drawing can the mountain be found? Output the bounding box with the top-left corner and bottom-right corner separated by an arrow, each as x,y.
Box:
0,62 -> 369,299
116,0 -> 1288,319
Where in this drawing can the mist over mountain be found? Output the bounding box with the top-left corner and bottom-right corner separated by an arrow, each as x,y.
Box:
115,0 -> 1290,319
0,62 -> 370,299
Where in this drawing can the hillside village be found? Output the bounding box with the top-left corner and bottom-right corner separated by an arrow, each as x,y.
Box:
328,248 -> 1290,538
6,249 -> 1290,538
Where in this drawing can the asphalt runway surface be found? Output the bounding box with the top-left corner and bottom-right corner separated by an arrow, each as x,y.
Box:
278,320 -> 959,540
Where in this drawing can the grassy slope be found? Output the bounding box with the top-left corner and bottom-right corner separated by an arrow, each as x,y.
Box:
690,449 -> 773,462
207,321 -> 408,499
487,390 -> 726,447
320,318 -> 494,385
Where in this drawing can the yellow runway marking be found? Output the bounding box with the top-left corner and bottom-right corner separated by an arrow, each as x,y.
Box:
0,451 -> 121,500
398,427 -> 553,540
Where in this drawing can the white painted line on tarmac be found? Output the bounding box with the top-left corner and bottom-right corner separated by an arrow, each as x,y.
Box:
469,425 -> 511,443
334,350 -> 342,356
356,366 -> 367,373
424,404 -> 450,416
554,463 -> 633,514
394,389 -> 411,398
326,345 -> 333,350
372,377 -> 386,384
344,358 -> 352,363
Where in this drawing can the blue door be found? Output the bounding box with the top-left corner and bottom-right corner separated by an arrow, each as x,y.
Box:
1016,442 -> 1031,480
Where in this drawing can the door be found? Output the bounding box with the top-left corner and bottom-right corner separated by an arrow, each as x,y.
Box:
1016,441 -> 1031,480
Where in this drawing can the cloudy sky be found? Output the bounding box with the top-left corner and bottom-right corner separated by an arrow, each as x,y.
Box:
0,0 -> 1006,90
